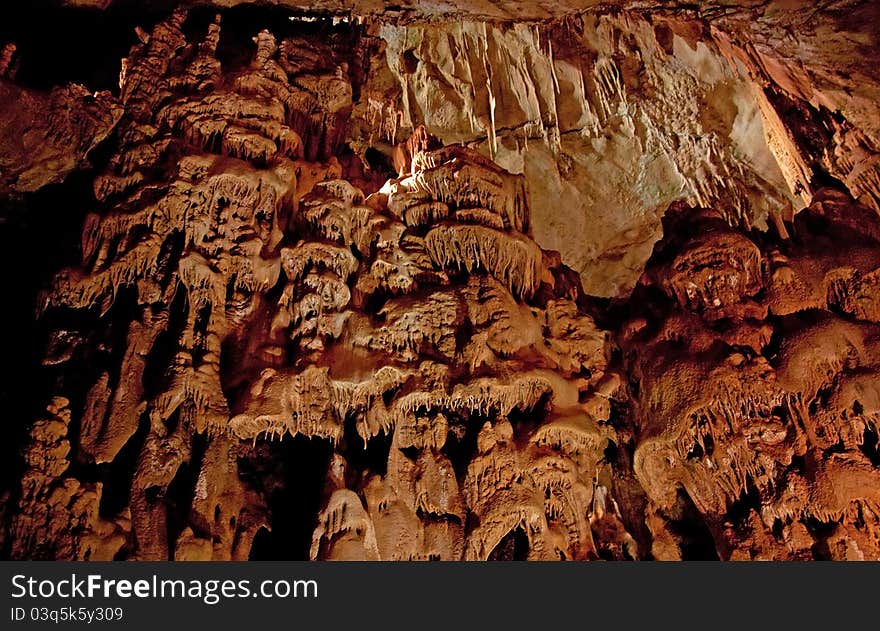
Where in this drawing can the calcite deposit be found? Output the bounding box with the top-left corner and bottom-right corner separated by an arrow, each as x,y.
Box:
0,1 -> 879,560
623,194 -> 880,560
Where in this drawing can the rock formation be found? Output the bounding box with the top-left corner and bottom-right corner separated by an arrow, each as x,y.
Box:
0,1 -> 879,560
622,192 -> 880,560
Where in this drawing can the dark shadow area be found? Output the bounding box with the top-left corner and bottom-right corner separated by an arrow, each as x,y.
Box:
488,527 -> 530,561
243,435 -> 333,560
0,169 -> 99,531
0,1 -> 177,93
165,432 -> 207,559
667,489 -> 721,560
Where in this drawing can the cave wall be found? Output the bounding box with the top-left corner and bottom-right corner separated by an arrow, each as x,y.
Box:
1,1 -> 879,560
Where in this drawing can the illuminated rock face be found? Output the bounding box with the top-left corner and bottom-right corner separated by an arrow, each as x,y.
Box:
1,3 -> 879,560
624,195 -> 880,560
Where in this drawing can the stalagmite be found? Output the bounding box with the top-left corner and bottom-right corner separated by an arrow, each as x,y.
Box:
2,1 -> 880,563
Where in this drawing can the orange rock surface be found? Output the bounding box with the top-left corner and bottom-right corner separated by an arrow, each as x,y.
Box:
1,3 -> 878,560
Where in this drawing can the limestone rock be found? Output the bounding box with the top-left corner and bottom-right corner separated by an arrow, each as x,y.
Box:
1,2 -> 879,562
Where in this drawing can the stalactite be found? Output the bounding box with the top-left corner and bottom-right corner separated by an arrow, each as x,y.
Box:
5,2 -> 880,563
624,195 -> 880,559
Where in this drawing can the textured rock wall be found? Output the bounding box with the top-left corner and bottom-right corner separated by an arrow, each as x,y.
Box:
623,192 -> 880,560
1,2 -> 879,560
4,11 -> 630,561
350,6 -> 880,298
355,17 -> 800,297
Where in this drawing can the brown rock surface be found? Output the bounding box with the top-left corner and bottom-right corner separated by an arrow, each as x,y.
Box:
623,195 -> 880,559
0,2 -> 878,560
